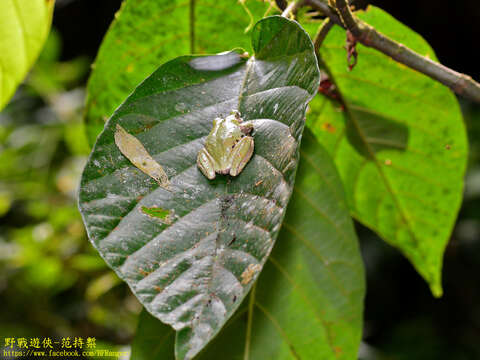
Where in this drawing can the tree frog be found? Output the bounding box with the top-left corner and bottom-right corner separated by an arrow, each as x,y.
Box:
197,110 -> 254,180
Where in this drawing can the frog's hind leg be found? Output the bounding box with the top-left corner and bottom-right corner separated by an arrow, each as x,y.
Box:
229,136 -> 254,177
197,148 -> 216,180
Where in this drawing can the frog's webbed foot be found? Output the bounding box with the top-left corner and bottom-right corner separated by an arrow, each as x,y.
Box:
197,148 -> 216,180
229,136 -> 254,177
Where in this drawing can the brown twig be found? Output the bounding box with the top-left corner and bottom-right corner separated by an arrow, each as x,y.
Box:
306,0 -> 480,103
345,30 -> 358,70
313,18 -> 334,54
306,0 -> 342,25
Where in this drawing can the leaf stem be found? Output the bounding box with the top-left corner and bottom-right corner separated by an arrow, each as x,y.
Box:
281,0 -> 304,18
305,0 -> 480,103
239,0 -> 255,33
189,0 -> 195,53
243,282 -> 257,360
313,18 -> 334,54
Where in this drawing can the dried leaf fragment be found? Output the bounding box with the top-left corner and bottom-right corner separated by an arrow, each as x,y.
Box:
241,263 -> 261,285
114,124 -> 169,189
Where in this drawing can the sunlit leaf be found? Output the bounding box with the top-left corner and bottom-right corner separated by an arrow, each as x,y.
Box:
308,6 -> 468,296
0,0 -> 55,109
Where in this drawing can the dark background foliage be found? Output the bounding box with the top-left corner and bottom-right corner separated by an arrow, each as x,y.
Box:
1,0 -> 479,359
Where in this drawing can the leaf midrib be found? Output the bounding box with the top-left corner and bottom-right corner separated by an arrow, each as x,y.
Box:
324,102 -> 461,173
321,67 -> 422,252
182,52 -> 298,350
87,0 -> 253,117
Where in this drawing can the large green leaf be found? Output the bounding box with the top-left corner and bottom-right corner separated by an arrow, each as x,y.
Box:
85,0 -> 278,145
131,131 -> 365,360
308,6 -> 468,296
79,16 -> 319,359
0,0 -> 55,110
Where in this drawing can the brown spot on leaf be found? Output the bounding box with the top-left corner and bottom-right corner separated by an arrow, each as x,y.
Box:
321,122 -> 336,133
138,268 -> 151,277
228,234 -> 236,246
241,264 -> 261,285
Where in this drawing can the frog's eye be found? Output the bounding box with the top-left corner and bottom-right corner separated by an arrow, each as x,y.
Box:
230,110 -> 241,120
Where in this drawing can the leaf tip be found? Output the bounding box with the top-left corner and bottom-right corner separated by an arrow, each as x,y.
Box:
430,282 -> 443,298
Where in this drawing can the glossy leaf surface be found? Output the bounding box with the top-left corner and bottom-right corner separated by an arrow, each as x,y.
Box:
84,0 -> 277,145
79,16 -> 319,359
131,131 -> 365,360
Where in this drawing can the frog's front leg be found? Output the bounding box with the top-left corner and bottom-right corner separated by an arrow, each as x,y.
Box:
239,121 -> 254,135
229,136 -> 254,177
197,148 -> 217,180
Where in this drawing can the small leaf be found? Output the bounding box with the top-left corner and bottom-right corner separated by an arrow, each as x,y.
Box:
141,206 -> 174,224
308,7 -> 468,296
79,16 -> 319,359
130,131 -> 365,359
84,0 -> 277,145
0,0 -> 55,110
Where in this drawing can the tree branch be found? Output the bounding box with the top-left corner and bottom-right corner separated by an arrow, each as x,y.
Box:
306,0 -> 480,103
306,0 -> 342,26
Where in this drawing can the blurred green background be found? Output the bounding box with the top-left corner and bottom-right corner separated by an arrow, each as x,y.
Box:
0,1 -> 479,359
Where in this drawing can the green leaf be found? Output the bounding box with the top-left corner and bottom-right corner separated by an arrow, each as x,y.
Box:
308,6 -> 468,296
131,131 -> 365,360
79,16 -> 319,359
131,311 -> 175,360
84,0 -> 278,145
0,0 -> 55,109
